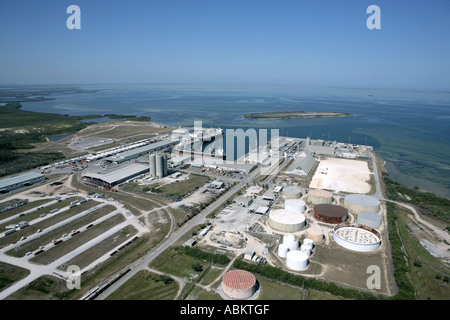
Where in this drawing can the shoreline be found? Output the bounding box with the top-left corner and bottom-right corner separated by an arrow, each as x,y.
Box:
242,111 -> 353,120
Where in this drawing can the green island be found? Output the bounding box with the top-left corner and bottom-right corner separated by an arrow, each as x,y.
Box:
0,102 -> 151,177
243,110 -> 353,120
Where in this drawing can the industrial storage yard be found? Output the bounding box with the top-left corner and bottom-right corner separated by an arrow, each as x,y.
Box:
0,122 -> 449,301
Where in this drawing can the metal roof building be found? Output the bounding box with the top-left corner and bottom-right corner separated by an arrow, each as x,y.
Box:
104,140 -> 177,163
82,163 -> 149,188
0,172 -> 45,193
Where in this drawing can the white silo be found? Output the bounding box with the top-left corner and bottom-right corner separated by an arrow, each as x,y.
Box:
283,234 -> 299,251
303,238 -> 314,249
163,154 -> 168,176
286,250 -> 309,271
156,154 -> 164,178
300,244 -> 312,257
284,199 -> 306,213
149,154 -> 157,177
278,243 -> 289,258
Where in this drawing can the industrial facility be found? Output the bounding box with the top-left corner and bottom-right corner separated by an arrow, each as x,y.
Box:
82,163 -> 149,190
104,140 -> 177,164
149,153 -> 168,178
268,209 -> 306,232
307,189 -> 334,204
344,194 -> 381,213
221,269 -> 258,300
306,227 -> 324,243
282,186 -> 302,199
357,211 -> 382,229
333,224 -> 381,252
313,204 -> 348,224
0,172 -> 45,193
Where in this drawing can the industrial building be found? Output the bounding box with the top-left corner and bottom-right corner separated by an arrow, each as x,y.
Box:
357,211 -> 382,229
305,137 -> 336,155
268,209 -> 306,232
333,224 -> 381,252
104,140 -> 177,164
313,204 -> 348,224
285,150 -> 317,176
307,189 -> 334,204
344,194 -> 381,213
82,163 -> 149,190
149,153 -> 168,178
233,196 -> 253,207
222,269 -> 258,300
0,172 -> 45,193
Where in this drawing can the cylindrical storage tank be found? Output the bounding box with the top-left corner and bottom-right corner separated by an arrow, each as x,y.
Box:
268,209 -> 306,232
222,270 -> 257,300
282,186 -> 302,199
283,234 -> 299,251
306,227 -> 324,243
149,154 -> 156,177
344,194 -> 380,213
156,154 -> 164,178
286,250 -> 309,271
163,154 -> 168,177
307,189 -> 334,204
278,243 -> 289,258
300,244 -> 312,257
357,211 -> 382,229
313,204 -> 348,224
303,238 -> 314,249
333,225 -> 381,252
284,199 -> 306,213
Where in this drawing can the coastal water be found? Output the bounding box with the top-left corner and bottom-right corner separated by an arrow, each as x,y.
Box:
18,84 -> 450,198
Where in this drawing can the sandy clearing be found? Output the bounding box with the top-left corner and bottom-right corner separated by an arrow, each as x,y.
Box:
309,158 -> 371,194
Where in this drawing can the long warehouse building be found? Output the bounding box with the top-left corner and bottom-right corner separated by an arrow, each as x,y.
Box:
0,172 -> 45,193
82,163 -> 149,190
104,140 -> 178,164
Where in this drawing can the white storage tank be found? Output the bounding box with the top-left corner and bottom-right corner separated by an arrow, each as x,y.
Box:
300,244 -> 312,257
303,238 -> 314,249
357,211 -> 382,229
286,250 -> 309,271
282,186 -> 302,199
284,199 -> 306,213
278,243 -> 289,258
283,234 -> 299,251
268,209 -> 306,233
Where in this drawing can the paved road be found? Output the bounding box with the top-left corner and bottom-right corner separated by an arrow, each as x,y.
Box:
94,178 -> 246,299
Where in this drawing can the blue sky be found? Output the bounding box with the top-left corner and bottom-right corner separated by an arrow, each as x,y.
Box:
0,0 -> 449,90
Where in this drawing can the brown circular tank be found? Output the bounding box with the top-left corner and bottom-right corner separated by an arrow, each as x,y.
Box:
313,204 -> 348,224
222,269 -> 257,300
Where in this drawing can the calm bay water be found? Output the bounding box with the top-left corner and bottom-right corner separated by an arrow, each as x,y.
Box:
19,85 -> 450,198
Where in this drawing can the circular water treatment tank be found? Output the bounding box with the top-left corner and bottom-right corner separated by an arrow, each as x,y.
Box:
344,194 -> 380,213
268,209 -> 306,232
222,270 -> 257,300
282,186 -> 302,199
286,250 -> 309,271
307,189 -> 334,204
357,211 -> 382,229
306,227 -> 324,243
313,204 -> 348,224
278,243 -> 289,258
284,199 -> 306,213
333,225 -> 381,252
